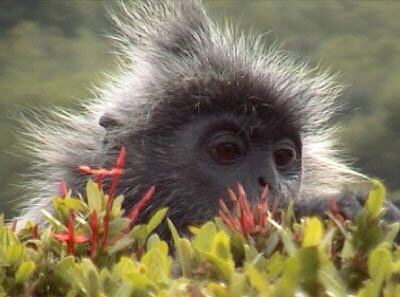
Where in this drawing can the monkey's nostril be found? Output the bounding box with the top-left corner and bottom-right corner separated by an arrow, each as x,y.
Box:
258,176 -> 268,187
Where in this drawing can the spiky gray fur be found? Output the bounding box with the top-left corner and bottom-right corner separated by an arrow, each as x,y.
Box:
18,0 -> 367,228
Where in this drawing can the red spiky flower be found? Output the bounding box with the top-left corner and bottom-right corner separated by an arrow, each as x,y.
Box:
126,185 -> 156,228
9,219 -> 17,232
54,218 -> 88,255
78,146 -> 155,248
79,147 -> 126,247
88,210 -> 98,258
54,147 -> 155,256
30,224 -> 39,240
327,195 -> 346,225
218,183 -> 277,239
78,146 -> 126,201
59,181 -> 68,198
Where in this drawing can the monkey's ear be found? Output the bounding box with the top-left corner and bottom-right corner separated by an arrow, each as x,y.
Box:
99,113 -> 120,130
99,113 -> 125,148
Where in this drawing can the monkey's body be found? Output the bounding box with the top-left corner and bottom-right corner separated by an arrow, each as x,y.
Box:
19,0 -> 396,234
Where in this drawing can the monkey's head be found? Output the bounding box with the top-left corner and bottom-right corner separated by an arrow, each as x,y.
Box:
19,0 -> 365,234
100,73 -> 304,231
94,0 -> 343,233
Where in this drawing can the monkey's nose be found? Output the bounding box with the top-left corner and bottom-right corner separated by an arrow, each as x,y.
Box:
258,176 -> 268,187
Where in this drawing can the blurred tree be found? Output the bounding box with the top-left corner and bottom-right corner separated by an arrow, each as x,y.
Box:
0,1 -> 114,216
0,0 -> 109,36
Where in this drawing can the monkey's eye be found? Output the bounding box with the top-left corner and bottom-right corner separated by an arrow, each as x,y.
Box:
273,147 -> 296,169
207,133 -> 246,164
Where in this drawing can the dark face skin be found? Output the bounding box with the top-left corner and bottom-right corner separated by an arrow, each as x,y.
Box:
177,114 -> 302,202
117,112 -> 302,235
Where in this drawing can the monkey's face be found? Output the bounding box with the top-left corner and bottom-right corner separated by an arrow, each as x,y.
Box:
117,110 -> 302,232
178,113 -> 302,205
99,68 -> 309,234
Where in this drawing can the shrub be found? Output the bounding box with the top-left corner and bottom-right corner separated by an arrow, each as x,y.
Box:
2,148 -> 400,296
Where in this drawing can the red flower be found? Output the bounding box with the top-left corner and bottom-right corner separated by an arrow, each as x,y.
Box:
59,181 -> 76,218
52,147 -> 155,258
62,147 -> 156,255
9,219 -> 17,232
327,195 -> 346,225
88,210 -> 98,259
219,183 -> 274,239
54,218 -> 88,255
108,146 -> 126,202
126,185 -> 155,228
78,168 -> 123,191
78,146 -> 125,200
31,224 -> 39,240
59,181 -> 68,198
79,147 -> 126,247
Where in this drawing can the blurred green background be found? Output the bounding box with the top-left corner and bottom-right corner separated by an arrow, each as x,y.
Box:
1,1 -> 399,218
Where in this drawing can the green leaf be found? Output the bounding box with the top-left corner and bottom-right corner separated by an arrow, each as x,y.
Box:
209,232 -> 235,281
318,253 -> 347,297
142,239 -> 171,285
62,197 -> 85,211
245,265 -> 271,294
302,217 -> 323,247
207,282 -> 228,297
80,259 -> 100,297
366,179 -> 386,221
319,269 -> 347,297
244,243 -> 259,263
201,251 -> 234,282
296,247 -> 320,295
230,273 -> 249,297
87,269 -> 100,297
15,261 -> 35,283
368,246 -> 392,281
124,271 -> 155,291
146,233 -> 161,250
126,224 -> 149,243
107,218 -> 130,238
167,219 -> 181,244
274,256 -> 300,297
192,222 -> 217,253
357,279 -> 380,297
210,232 -> 232,262
114,257 -> 136,278
146,208 -> 168,235
114,257 -> 157,291
55,256 -> 75,281
86,179 -> 103,214
40,209 -> 65,229
175,238 -> 194,277
99,269 -> 117,296
269,219 -> 296,256
113,282 -> 134,297
383,222 -> 400,243
107,235 -> 134,255
111,195 -> 124,217
5,243 -> 24,266
265,252 -> 285,279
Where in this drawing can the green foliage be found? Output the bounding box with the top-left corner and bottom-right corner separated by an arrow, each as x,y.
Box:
0,179 -> 399,296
